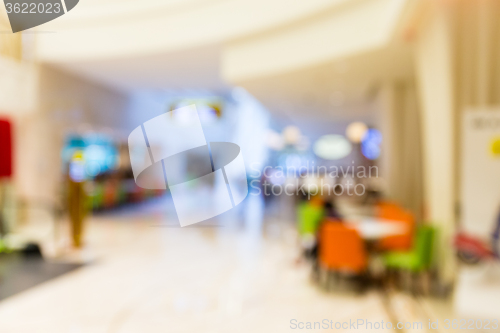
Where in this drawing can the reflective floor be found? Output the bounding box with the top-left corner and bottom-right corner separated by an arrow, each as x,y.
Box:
0,195 -> 458,333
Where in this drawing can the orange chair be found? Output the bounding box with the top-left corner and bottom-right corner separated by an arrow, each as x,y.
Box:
376,202 -> 414,251
319,222 -> 367,274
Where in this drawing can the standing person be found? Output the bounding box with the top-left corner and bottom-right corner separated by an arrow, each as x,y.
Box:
492,206 -> 500,258
0,119 -> 13,241
66,151 -> 89,248
323,198 -> 343,220
297,195 -> 324,260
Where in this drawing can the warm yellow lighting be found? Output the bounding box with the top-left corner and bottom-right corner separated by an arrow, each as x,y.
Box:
282,126 -> 301,145
346,122 -> 368,143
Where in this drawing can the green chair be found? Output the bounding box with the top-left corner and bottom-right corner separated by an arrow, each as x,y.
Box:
117,182 -> 127,204
383,225 -> 435,273
89,183 -> 104,210
0,239 -> 12,253
297,202 -> 324,236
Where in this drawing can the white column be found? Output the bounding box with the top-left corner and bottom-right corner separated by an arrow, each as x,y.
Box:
415,2 -> 457,283
377,81 -> 424,221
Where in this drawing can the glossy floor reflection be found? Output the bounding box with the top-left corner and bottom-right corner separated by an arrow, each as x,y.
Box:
0,195 -> 393,333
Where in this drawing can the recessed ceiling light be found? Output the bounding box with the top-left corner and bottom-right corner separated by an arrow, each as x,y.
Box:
313,135 -> 352,160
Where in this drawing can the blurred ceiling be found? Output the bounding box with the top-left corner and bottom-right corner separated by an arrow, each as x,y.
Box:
56,44 -> 228,92
239,42 -> 413,126
37,0 -> 418,128
38,0 -> 353,61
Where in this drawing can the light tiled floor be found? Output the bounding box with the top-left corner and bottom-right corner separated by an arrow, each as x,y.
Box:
0,195 -> 445,333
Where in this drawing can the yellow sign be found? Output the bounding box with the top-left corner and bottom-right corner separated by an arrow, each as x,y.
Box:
72,150 -> 85,162
490,137 -> 500,157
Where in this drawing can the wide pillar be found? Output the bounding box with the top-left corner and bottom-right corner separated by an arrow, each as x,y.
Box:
378,81 -> 424,222
414,1 -> 457,284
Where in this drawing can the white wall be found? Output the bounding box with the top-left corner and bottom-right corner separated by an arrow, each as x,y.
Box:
461,110 -> 500,237
125,89 -> 270,172
15,65 -> 129,202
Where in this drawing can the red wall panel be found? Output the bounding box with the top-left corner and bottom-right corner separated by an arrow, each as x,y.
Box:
0,119 -> 13,178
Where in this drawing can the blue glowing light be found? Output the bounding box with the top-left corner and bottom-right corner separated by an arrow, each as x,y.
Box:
361,129 -> 382,160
